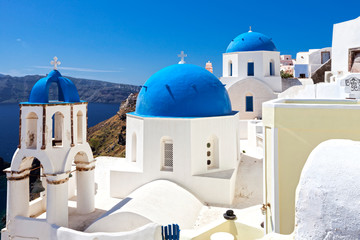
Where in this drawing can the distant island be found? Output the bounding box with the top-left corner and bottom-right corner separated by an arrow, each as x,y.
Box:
0,74 -> 141,103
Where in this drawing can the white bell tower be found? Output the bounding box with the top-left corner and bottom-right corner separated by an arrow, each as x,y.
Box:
4,58 -> 95,236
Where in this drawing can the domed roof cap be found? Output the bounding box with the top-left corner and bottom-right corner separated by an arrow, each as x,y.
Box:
135,64 -> 232,117
28,70 -> 80,103
226,31 -> 277,53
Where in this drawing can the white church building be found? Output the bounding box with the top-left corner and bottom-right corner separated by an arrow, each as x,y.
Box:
112,63 -> 240,205
220,29 -> 281,119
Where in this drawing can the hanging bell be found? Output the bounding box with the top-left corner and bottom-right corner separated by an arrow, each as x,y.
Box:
31,178 -> 45,193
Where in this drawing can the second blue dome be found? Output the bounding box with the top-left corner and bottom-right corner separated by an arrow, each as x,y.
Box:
226,31 -> 277,53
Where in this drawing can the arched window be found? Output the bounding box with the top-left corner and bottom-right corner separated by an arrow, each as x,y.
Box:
26,112 -> 38,149
132,133 -> 137,162
269,60 -> 275,76
206,136 -> 219,170
52,112 -> 64,147
161,137 -> 173,171
248,61 -> 254,76
229,61 -> 233,77
246,93 -> 254,112
77,111 -> 83,144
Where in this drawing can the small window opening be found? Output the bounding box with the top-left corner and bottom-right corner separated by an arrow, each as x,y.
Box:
207,136 -> 219,170
52,112 -> 64,147
321,51 -> 330,64
248,62 -> 254,76
161,138 -> 173,171
26,112 -> 38,149
229,61 -> 233,76
77,111 -> 83,144
246,95 -> 254,112
132,133 -> 137,162
269,60 -> 275,76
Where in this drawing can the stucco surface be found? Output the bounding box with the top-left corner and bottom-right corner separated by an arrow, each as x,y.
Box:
295,139 -> 360,239
86,180 -> 203,232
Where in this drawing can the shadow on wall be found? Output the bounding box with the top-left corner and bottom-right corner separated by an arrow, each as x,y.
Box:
282,78 -> 302,92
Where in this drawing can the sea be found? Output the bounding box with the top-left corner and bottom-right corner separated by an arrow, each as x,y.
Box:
0,102 -> 120,230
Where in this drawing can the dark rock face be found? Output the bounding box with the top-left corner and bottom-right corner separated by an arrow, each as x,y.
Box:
87,93 -> 138,158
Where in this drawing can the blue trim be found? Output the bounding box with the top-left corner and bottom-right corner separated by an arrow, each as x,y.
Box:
128,111 -> 238,119
20,100 -> 87,105
28,70 -> 80,103
270,62 -> 274,76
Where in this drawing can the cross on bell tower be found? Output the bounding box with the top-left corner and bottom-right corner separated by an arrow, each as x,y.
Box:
178,51 -> 187,64
51,56 -> 61,70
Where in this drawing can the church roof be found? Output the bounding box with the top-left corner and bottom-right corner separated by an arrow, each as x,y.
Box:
135,64 -> 233,118
226,31 -> 277,53
28,70 -> 81,104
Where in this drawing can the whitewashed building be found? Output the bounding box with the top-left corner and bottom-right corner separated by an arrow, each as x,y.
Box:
111,63 -> 240,205
293,47 -> 331,78
220,29 -> 281,119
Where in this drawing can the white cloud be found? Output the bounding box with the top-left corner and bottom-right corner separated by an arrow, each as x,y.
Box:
33,66 -> 123,73
16,38 -> 22,42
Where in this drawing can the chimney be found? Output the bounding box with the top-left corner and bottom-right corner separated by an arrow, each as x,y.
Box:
205,61 -> 213,73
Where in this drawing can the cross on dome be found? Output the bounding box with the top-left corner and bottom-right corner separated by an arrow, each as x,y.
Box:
178,51 -> 187,64
51,56 -> 61,70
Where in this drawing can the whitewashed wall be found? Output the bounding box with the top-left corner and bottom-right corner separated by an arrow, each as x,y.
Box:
332,17 -> 360,74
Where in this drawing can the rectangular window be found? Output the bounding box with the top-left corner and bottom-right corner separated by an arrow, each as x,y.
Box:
229,63 -> 233,76
269,62 -> 274,76
321,52 -> 330,64
246,96 -> 254,112
248,62 -> 254,76
162,140 -> 173,171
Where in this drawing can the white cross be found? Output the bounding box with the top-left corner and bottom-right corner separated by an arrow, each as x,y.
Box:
50,56 -> 61,70
178,51 -> 187,64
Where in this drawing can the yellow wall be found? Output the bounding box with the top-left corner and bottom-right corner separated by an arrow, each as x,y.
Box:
263,100 -> 360,234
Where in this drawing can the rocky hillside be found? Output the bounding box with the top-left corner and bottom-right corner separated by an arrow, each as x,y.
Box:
87,93 -> 138,157
0,74 -> 141,103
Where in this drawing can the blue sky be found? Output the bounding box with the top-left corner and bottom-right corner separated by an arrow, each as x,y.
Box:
0,0 -> 359,85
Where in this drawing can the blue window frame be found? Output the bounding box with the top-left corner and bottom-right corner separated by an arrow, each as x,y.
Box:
248,62 -> 254,76
229,62 -> 233,76
270,62 -> 274,76
246,96 -> 253,112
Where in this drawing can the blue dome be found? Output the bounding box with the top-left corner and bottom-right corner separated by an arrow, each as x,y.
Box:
226,31 -> 277,53
28,70 -> 80,103
135,64 -> 232,117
